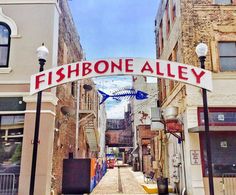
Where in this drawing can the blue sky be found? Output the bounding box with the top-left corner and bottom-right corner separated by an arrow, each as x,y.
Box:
69,0 -> 159,118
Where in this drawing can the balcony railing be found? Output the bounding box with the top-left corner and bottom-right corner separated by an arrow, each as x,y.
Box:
222,173 -> 236,195
0,173 -> 17,195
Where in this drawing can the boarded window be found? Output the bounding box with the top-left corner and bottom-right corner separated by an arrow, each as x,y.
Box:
218,42 -> 236,71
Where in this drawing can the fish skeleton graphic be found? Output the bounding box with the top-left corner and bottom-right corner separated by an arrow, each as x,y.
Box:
98,88 -> 148,105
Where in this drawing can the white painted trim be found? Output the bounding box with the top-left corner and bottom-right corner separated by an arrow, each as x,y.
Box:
30,58 -> 213,94
0,80 -> 29,84
0,109 -> 55,116
0,7 -> 18,36
213,72 -> 236,79
25,110 -> 56,116
0,67 -> 12,73
0,92 -> 58,105
11,34 -> 21,38
0,111 -> 24,114
23,93 -> 58,105
0,92 -> 29,97
189,126 -> 236,132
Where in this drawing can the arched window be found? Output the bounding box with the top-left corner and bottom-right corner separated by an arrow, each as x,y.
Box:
0,22 -> 11,67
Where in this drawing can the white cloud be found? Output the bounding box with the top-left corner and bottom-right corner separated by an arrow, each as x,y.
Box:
94,76 -> 132,119
93,76 -> 132,93
106,100 -> 129,119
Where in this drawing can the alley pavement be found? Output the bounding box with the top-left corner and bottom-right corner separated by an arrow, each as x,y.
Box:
90,167 -> 147,195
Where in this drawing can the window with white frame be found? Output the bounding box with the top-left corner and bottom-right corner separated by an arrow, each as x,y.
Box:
0,22 -> 11,67
214,0 -> 232,4
218,42 -> 236,71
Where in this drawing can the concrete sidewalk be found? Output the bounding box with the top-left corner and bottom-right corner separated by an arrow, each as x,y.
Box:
129,168 -> 177,195
91,167 -> 147,195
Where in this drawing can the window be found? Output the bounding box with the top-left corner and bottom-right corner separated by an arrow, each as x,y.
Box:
166,2 -> 170,36
198,108 -> 236,126
0,22 -> 11,67
71,82 -> 76,97
161,79 -> 167,101
0,114 -> 24,192
173,43 -> 179,86
215,0 -> 232,4
168,54 -> 174,92
171,3 -> 176,23
158,21 -> 163,56
200,132 -> 236,177
218,42 -> 236,71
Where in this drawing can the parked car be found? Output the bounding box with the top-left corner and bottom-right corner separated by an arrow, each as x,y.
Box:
106,158 -> 115,169
106,154 -> 115,169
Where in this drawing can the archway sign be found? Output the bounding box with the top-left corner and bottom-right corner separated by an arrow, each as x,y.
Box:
30,58 -> 212,95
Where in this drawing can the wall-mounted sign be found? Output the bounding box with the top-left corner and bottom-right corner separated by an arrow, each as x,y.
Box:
190,150 -> 201,165
220,141 -> 227,148
30,58 -> 213,94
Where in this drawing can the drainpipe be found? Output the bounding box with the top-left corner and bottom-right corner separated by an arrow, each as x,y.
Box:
181,133 -> 187,195
75,81 -> 80,158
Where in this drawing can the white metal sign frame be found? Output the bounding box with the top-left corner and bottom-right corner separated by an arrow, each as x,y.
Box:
30,58 -> 213,94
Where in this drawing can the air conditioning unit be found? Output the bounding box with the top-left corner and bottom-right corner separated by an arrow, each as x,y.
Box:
151,121 -> 164,131
163,106 -> 178,121
150,107 -> 162,121
150,107 -> 164,131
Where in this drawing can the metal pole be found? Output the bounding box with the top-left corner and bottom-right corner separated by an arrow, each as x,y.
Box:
200,56 -> 214,195
75,80 -> 80,158
29,59 -> 45,195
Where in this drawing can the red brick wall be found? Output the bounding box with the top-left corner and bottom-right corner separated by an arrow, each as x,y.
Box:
138,125 -> 158,140
51,1 -> 83,194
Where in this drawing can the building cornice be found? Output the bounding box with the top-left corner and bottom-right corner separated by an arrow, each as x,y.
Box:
23,92 -> 58,105
0,0 -> 57,4
0,92 -> 29,97
0,1 -> 61,14
194,5 -> 236,11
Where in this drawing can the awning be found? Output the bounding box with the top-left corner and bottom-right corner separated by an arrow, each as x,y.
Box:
189,126 -> 236,133
141,139 -> 151,145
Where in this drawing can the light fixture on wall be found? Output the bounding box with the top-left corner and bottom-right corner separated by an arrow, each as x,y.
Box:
61,106 -> 76,117
83,84 -> 93,92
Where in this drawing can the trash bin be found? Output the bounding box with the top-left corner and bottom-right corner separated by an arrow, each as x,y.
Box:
133,162 -> 137,171
157,177 -> 168,195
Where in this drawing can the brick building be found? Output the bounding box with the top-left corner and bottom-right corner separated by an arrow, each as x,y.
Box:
106,117 -> 132,147
0,0 -> 101,194
136,125 -> 158,173
130,77 -> 158,172
155,0 -> 236,194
